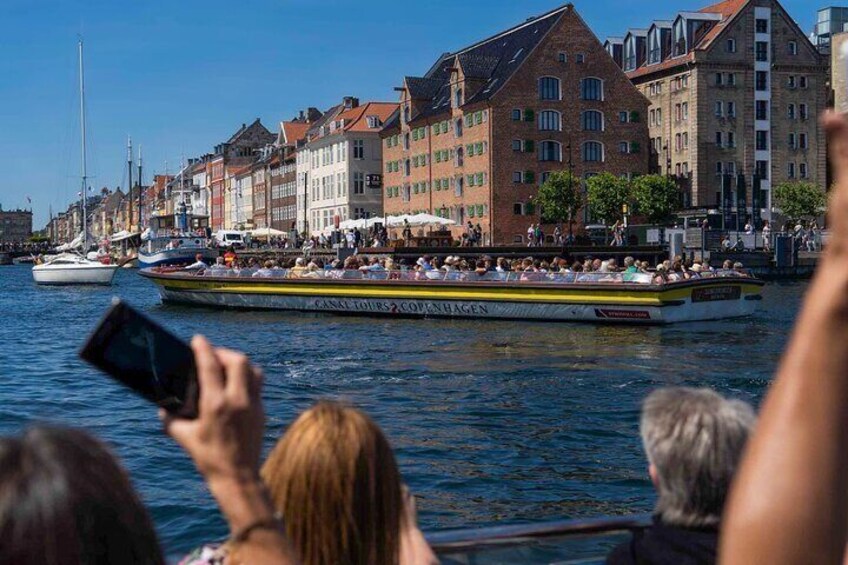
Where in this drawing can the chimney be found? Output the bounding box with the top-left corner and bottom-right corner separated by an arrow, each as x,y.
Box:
343,96 -> 359,109
298,110 -> 305,120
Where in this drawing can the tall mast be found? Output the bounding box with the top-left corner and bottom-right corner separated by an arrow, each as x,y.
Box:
79,39 -> 88,250
127,136 -> 133,231
137,144 -> 143,230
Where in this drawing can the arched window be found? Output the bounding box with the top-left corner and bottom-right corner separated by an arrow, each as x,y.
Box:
538,110 -> 561,131
539,141 -> 562,162
582,141 -> 604,162
673,18 -> 687,56
580,78 -> 604,101
538,77 -> 561,101
581,110 -> 604,131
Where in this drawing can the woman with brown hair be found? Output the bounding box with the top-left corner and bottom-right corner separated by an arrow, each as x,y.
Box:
262,401 -> 437,565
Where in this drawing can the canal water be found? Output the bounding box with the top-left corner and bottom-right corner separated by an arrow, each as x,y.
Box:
0,265 -> 800,555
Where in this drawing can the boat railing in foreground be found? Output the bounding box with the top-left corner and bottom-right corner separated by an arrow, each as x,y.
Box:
428,514 -> 652,564
187,267 -> 753,285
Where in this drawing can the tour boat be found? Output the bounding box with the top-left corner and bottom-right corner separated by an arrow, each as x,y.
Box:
140,267 -> 764,324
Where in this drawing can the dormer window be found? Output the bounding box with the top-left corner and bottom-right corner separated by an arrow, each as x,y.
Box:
624,36 -> 637,71
648,28 -> 662,65
673,18 -> 687,56
366,116 -> 381,129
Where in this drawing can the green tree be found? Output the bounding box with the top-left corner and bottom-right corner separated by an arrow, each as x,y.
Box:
632,174 -> 680,225
535,170 -> 583,229
773,181 -> 826,222
586,172 -> 631,224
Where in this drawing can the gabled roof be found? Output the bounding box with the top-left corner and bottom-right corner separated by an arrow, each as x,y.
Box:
625,0 -> 748,80
386,3 -> 571,127
337,102 -> 398,132
280,121 -> 310,146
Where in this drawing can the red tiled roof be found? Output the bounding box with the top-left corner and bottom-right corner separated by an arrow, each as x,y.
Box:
339,102 -> 398,132
281,121 -> 309,145
627,53 -> 693,80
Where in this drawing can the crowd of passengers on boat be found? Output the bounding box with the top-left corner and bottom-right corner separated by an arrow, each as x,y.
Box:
179,251 -> 754,285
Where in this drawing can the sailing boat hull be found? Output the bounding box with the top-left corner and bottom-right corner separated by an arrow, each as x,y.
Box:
32,263 -> 119,285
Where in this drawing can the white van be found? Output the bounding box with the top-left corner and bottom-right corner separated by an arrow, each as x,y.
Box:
214,230 -> 246,248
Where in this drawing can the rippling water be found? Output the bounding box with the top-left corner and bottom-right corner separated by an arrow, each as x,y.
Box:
0,265 -> 801,556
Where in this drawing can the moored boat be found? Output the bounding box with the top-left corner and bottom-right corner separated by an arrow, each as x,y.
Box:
140,267 -> 764,324
33,253 -> 119,285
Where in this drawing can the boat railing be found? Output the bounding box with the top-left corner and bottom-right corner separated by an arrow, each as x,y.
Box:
428,514 -> 652,564
191,267 -> 753,285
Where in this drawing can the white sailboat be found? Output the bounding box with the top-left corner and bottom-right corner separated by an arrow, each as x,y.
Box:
33,39 -> 119,286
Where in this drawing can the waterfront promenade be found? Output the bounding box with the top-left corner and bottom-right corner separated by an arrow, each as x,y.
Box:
0,264 -> 798,556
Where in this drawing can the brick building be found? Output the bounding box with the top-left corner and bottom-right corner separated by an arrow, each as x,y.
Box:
270,117 -> 312,233
208,119 -> 274,231
381,3 -> 649,245
0,207 -> 33,243
610,0 -> 828,224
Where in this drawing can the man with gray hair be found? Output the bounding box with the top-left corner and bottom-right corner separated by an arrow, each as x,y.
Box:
607,387 -> 756,564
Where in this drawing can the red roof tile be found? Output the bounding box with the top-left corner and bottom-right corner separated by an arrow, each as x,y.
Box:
281,121 -> 309,145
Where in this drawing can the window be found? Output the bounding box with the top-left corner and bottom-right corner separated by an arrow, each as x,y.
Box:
404,159 -> 410,176
800,133 -> 808,149
728,101 -> 736,118
715,72 -> 723,86
523,170 -> 535,183
366,115 -> 381,128
726,162 -> 736,174
512,139 -> 522,152
682,102 -> 689,121
755,41 -> 768,62
454,118 -> 463,137
800,76 -> 808,89
716,131 -> 723,147
673,18 -> 687,56
788,104 -> 796,119
514,203 -> 524,215
511,108 -> 522,121
755,71 -> 768,91
454,87 -> 463,107
788,162 -> 796,178
580,78 -> 603,101
582,141 -> 603,162
756,100 -> 768,121
558,52 -> 567,63
788,75 -> 797,88
620,141 -> 630,154
726,38 -> 737,53
581,110 -> 604,131
455,177 -> 464,196
789,132 -> 797,149
524,140 -> 535,153
756,18 -> 768,33
800,163 -> 808,179
648,28 -> 662,65
756,160 -> 769,180
727,73 -> 736,86
403,133 -> 410,150
716,162 -> 724,175
715,101 -> 724,117
619,111 -> 629,123
524,108 -> 535,122
538,77 -> 561,100
353,139 -> 364,160
728,132 -> 735,148
539,141 -> 562,162
800,104 -> 808,120
789,40 -> 798,55
538,110 -> 562,131
512,171 -> 522,183
683,132 -> 689,149
756,130 -> 768,151
575,54 -> 585,64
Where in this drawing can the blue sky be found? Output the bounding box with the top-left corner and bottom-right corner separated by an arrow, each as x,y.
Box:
0,0 -> 819,227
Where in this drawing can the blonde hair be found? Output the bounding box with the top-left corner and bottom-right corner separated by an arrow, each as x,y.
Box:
261,401 -> 405,565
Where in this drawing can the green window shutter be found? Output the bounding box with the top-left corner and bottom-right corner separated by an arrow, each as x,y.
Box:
475,142 -> 483,154
524,170 -> 535,183
630,141 -> 641,153
630,111 -> 641,123
524,140 -> 535,153
466,174 -> 474,186
524,109 -> 535,122
475,111 -> 482,125
476,172 -> 483,185
469,206 -> 476,218
476,204 -> 484,216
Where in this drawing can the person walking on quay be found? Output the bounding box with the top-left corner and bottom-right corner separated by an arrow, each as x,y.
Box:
527,223 -> 535,247
761,220 -> 771,252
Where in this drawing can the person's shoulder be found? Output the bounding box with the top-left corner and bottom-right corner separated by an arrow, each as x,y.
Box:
606,535 -> 637,565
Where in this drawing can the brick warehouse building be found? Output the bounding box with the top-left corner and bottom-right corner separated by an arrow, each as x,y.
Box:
609,0 -> 827,223
381,3 -> 649,245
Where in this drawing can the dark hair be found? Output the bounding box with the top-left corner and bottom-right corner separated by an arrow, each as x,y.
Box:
0,426 -> 164,565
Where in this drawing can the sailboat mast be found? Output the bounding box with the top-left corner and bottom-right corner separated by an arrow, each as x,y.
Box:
127,136 -> 133,231
138,145 -> 143,230
79,39 -> 88,250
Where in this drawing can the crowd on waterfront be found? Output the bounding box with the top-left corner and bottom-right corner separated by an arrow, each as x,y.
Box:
0,240 -> 52,254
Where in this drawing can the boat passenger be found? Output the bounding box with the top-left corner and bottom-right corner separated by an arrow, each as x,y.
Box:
256,402 -> 437,565
288,258 -> 307,278
607,387 -> 755,565
223,247 -> 237,267
185,253 -> 208,271
653,265 -> 669,284
474,259 -> 488,277
252,260 -> 275,278
623,257 -> 638,274
688,263 -> 702,278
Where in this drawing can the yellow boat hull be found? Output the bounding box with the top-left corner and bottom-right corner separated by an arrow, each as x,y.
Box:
140,270 -> 764,324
